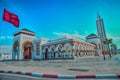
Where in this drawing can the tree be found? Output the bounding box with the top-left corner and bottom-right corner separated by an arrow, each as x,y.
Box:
103,38 -> 112,45
111,43 -> 117,55
103,38 -> 112,59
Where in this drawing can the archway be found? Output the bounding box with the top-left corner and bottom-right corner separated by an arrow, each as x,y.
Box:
74,43 -> 78,57
13,41 -> 19,60
50,45 -> 56,59
22,41 -> 33,59
64,43 -> 71,58
56,44 -> 63,58
45,48 -> 48,59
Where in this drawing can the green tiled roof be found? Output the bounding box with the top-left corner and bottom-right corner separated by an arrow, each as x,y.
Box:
86,33 -> 97,38
21,28 -> 35,33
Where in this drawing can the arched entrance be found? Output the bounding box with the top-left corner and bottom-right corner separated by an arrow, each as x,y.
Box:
44,48 -> 49,59
50,45 -> 56,59
13,41 -> 19,60
22,41 -> 33,59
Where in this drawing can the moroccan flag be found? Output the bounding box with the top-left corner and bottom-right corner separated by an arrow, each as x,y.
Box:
3,8 -> 19,27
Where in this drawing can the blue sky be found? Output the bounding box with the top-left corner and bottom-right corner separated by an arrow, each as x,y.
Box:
0,0 -> 120,48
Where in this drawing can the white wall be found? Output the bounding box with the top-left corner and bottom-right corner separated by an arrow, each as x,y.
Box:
32,38 -> 48,60
13,33 -> 35,60
86,38 -> 102,56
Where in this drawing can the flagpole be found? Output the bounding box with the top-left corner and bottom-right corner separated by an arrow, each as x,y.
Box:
1,0 -> 6,39
0,0 -> 6,56
0,0 -> 4,54
0,19 -> 1,54
0,0 -> 5,36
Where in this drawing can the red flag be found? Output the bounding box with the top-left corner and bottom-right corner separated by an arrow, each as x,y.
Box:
24,48 -> 29,56
3,8 -> 19,27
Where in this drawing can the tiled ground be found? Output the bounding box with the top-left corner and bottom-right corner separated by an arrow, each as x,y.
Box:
0,54 -> 120,80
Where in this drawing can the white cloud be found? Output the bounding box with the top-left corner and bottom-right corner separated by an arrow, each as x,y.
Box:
52,31 -> 86,39
52,32 -> 67,36
107,34 -> 120,41
0,36 -> 13,40
107,34 -> 120,48
72,31 -> 86,39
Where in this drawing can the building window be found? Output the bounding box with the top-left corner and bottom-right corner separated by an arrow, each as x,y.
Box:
98,43 -> 101,49
36,43 -> 40,55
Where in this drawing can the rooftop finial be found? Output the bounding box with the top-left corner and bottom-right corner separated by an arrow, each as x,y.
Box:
97,12 -> 101,19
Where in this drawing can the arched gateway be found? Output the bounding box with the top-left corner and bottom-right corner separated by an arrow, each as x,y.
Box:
22,40 -> 33,59
13,41 -> 19,60
13,28 -> 35,60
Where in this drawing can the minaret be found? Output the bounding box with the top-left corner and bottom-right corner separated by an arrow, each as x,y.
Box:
96,13 -> 109,54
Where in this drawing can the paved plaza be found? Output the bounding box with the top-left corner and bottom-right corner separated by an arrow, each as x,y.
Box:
0,54 -> 120,80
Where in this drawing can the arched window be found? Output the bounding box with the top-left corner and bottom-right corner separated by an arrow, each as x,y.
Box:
57,44 -> 63,57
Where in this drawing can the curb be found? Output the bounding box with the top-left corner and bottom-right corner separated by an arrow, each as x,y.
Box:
0,70 -> 120,79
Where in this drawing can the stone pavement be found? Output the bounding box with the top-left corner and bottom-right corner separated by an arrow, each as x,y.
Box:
0,54 -> 120,79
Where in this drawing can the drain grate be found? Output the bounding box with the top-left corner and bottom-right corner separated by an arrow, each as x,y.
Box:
68,68 -> 90,72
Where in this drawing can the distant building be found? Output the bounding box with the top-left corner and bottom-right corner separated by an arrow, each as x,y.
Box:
0,46 -> 12,60
12,28 -> 101,60
96,13 -> 109,55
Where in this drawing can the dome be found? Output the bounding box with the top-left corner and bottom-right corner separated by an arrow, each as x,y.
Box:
86,33 -> 98,40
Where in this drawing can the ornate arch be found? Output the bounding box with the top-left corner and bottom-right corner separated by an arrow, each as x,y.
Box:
13,40 -> 19,50
43,46 -> 49,53
64,43 -> 71,53
78,43 -> 81,50
49,45 -> 56,52
22,40 -> 33,59
22,40 -> 33,49
84,44 -> 87,52
56,44 -> 64,51
74,43 -> 79,52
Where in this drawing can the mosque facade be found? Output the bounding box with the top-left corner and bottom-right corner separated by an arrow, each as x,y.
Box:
12,14 -> 109,60
12,28 -> 102,60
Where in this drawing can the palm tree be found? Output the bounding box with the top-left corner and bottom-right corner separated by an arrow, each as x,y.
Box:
103,38 -> 112,59
111,43 -> 117,55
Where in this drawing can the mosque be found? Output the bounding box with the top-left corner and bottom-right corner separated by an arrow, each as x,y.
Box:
12,14 -> 109,60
